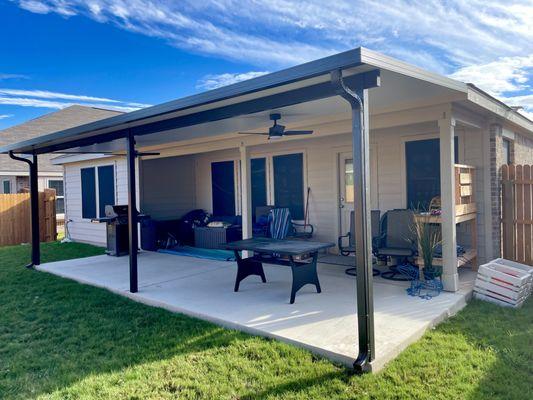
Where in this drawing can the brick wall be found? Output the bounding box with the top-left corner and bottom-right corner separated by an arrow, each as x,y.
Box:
513,131 -> 533,164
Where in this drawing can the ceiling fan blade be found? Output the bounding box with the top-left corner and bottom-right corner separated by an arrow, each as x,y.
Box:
238,132 -> 270,135
283,130 -> 314,135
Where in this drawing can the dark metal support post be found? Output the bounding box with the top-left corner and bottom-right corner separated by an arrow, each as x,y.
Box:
331,69 -> 378,373
126,132 -> 138,293
8,151 -> 40,267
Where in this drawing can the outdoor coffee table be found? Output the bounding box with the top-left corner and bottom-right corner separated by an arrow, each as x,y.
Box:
225,238 -> 335,303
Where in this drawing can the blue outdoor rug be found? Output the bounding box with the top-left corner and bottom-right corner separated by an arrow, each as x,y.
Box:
158,246 -> 236,262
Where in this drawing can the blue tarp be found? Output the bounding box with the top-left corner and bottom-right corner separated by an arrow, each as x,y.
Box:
158,246 -> 236,262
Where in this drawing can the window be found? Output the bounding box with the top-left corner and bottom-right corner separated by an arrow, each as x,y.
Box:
98,166 -> 115,218
2,180 -> 11,194
251,158 -> 267,219
405,137 -> 458,210
273,153 -> 304,220
48,179 -> 64,214
81,168 -> 96,218
211,161 -> 235,216
502,138 -> 512,165
81,165 -> 115,219
344,159 -> 354,203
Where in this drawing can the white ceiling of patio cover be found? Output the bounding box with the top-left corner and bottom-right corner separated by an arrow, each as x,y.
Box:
71,68 -> 464,154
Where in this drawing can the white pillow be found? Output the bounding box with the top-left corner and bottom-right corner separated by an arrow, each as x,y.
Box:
207,221 -> 231,228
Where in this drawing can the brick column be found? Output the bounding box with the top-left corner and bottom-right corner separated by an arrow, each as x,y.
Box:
489,123 -> 503,258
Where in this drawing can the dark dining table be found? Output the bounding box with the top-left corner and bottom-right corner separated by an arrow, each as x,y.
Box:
225,238 -> 335,303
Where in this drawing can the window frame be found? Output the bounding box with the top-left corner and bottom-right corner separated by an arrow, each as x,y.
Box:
210,159 -> 237,217
2,179 -> 11,194
47,178 -> 65,215
80,164 -> 116,220
213,150 -> 308,221
502,138 -> 512,165
271,152 -> 306,220
97,165 -> 116,218
402,135 -> 460,210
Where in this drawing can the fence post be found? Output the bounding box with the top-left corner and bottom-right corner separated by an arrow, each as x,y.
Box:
501,165 -> 515,260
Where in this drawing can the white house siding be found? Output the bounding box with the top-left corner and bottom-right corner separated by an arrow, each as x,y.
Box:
64,156 -> 127,246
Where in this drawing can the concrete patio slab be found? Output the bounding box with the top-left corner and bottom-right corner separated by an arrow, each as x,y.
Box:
37,251 -> 475,371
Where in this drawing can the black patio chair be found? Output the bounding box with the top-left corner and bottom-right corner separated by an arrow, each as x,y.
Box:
338,210 -> 381,256
340,210 -> 381,276
375,209 -> 417,281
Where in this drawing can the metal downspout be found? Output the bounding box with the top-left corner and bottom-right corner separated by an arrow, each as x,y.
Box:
330,69 -> 375,373
8,151 -> 41,268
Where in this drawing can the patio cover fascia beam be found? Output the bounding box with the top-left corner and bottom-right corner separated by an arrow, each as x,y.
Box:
17,70 -> 380,155
331,69 -> 379,373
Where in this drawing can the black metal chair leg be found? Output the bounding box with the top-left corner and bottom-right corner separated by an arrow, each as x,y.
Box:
380,263 -> 412,281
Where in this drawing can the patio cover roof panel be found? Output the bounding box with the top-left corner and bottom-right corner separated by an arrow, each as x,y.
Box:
0,47 -> 468,155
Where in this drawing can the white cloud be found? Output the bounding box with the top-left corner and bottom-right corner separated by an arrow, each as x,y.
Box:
18,0 -> 51,14
0,88 -> 122,103
0,73 -> 29,80
14,0 -> 532,72
0,96 -> 146,112
19,0 -> 75,15
0,114 -> 13,120
0,88 -> 151,112
450,56 -> 533,121
449,56 -> 533,96
196,71 -> 269,90
13,0 -> 533,117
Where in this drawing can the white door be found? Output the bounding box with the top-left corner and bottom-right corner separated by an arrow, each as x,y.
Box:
338,147 -> 378,236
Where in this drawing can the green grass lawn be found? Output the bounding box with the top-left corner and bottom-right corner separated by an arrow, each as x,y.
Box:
0,242 -> 531,399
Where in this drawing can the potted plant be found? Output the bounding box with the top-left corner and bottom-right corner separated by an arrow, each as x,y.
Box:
412,214 -> 442,280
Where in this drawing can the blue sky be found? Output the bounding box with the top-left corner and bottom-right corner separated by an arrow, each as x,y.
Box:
0,0 -> 532,130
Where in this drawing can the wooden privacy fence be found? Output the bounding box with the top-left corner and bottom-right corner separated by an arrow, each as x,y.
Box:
0,189 -> 57,247
501,165 -> 533,266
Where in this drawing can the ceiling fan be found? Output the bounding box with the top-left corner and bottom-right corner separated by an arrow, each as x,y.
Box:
239,113 -> 313,140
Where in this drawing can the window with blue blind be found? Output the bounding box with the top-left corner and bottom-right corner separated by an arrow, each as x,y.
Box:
251,157 -> 267,219
211,160 -> 235,216
273,153 -> 304,220
405,137 -> 459,210
81,165 -> 115,219
81,167 -> 96,219
98,165 -> 115,218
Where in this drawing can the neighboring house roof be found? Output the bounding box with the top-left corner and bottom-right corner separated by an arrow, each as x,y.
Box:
0,47 -> 531,157
0,105 -> 123,173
